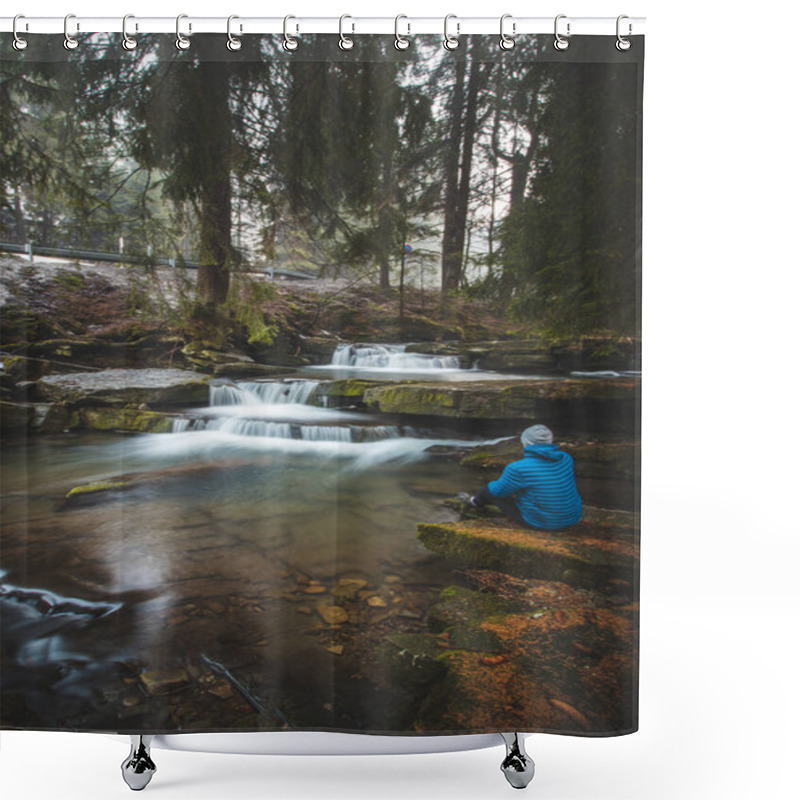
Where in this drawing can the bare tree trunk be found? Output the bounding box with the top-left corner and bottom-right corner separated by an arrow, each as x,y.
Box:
442,56 -> 492,294
194,49 -> 233,307
440,61 -> 466,294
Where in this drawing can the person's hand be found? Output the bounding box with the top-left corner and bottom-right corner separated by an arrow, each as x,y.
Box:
456,492 -> 478,507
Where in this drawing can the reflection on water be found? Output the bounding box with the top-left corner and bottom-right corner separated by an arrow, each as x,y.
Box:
0,355 -> 530,731
0,404 -> 485,730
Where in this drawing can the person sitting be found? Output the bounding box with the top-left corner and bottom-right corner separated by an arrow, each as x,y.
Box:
463,424 -> 582,531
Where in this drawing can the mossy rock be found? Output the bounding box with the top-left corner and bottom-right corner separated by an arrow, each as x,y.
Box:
30,403 -> 76,433
63,480 -> 133,506
363,379 -> 639,431
320,379 -> 388,406
379,633 -> 450,691
78,407 -> 176,434
417,508 -> 638,590
426,585 -> 519,636
413,605 -> 637,734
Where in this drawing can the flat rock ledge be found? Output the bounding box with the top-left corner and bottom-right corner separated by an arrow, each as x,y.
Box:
35,368 -> 210,406
362,378 -> 639,427
417,507 -> 639,589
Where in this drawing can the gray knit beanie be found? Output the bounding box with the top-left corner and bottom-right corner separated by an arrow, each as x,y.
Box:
521,424 -> 553,447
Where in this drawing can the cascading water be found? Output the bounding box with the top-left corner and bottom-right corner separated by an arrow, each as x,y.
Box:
170,378 -> 410,449
209,379 -> 320,406
160,376 -> 478,467
331,343 -> 460,371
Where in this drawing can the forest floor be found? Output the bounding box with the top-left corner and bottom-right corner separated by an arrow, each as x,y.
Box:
0,254 -> 519,354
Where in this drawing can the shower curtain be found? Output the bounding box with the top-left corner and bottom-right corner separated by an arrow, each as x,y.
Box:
0,29 -> 642,738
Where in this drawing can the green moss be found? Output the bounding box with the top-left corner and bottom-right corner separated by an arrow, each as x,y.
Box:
78,407 -> 175,434
417,517 -> 638,588
66,480 -> 130,499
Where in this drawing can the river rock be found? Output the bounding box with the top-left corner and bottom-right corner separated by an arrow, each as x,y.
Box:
406,336 -> 640,374
35,368 -> 210,407
320,379 -> 385,407
332,578 -> 368,600
0,400 -> 34,431
362,378 -> 639,431
317,604 -> 349,625
139,668 -> 190,696
380,633 -> 449,689
212,362 -> 296,378
77,407 -> 176,433
417,507 -> 639,590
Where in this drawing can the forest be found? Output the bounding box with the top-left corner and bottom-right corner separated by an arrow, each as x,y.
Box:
1,34 -> 640,339
0,35 -> 641,739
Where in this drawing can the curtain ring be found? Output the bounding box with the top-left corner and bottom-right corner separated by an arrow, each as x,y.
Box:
394,15 -> 410,51
283,16 -> 298,51
499,14 -> 516,50
12,14 -> 28,51
339,15 -> 354,50
554,14 -> 570,51
616,15 -> 632,51
443,14 -> 459,50
227,15 -> 242,51
175,14 -> 191,50
121,14 -> 137,51
63,13 -> 79,50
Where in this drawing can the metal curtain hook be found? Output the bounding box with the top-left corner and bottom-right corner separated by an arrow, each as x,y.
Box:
394,14 -> 410,51
63,13 -> 79,50
443,14 -> 459,50
339,15 -> 354,50
554,14 -> 570,51
12,14 -> 28,51
499,14 -> 516,50
283,16 -> 298,51
227,15 -> 242,51
175,14 -> 191,50
121,14 -> 137,51
616,14 -> 632,51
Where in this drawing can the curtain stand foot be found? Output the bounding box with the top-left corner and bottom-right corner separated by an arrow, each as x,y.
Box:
500,733 -> 535,789
121,735 -> 157,791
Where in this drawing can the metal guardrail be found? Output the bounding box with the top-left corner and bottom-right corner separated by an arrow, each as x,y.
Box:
0,241 -> 315,281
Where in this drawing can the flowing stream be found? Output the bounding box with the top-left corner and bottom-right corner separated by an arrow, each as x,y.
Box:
0,344 -> 511,730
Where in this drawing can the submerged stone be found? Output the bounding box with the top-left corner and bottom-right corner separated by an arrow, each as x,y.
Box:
317,604 -> 349,625
380,633 -> 449,690
139,668 -> 190,696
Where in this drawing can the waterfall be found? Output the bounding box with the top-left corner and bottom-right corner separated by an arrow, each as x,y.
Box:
209,379 -> 320,407
331,343 -> 460,370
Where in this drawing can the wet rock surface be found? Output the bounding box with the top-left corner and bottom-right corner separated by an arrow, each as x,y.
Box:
417,506 -> 639,589
362,378 -> 639,431
35,368 -> 210,407
406,336 -> 640,374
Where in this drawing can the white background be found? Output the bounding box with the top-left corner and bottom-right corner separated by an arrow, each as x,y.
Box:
2,1 -> 799,798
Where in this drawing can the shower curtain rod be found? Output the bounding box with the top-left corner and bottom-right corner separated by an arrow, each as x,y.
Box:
0,16 -> 645,36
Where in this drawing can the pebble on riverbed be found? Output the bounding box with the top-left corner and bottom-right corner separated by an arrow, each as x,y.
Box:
317,605 -> 349,625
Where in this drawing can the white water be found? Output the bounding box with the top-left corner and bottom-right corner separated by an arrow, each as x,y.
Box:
330,343 -> 461,371
165,377 -> 470,466
210,380 -> 320,406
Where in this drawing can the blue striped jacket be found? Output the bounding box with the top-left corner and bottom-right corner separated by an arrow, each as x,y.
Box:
487,443 -> 583,530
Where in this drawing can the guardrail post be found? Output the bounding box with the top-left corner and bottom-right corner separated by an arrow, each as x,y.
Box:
26,242 -> 34,262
